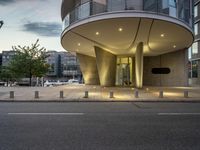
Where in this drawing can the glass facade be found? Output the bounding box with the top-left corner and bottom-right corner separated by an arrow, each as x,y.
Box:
195,23 -> 198,35
192,60 -> 198,78
192,42 -> 198,54
63,0 -> 193,29
143,0 -> 177,17
194,5 -> 198,17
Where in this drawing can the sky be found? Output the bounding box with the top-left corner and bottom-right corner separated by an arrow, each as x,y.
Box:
0,0 -> 64,52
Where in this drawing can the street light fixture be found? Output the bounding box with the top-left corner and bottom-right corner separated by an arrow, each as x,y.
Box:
0,20 -> 4,29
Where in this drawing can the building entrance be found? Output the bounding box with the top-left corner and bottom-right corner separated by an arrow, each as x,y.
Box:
116,57 -> 133,86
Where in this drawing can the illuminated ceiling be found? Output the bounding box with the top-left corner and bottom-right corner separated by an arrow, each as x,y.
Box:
61,14 -> 193,57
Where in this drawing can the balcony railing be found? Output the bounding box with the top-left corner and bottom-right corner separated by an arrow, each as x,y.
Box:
62,0 -> 193,30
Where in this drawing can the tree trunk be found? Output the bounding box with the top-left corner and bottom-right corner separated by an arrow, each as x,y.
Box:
29,76 -> 32,86
7,79 -> 8,87
29,69 -> 32,86
29,61 -> 32,86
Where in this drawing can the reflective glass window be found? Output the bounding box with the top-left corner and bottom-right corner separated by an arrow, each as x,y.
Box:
107,0 -> 125,11
169,6 -> 177,17
63,14 -> 70,28
192,60 -> 198,78
143,0 -> 157,12
195,23 -> 198,35
194,5 -> 198,17
192,42 -> 198,54
178,0 -> 190,23
92,0 -> 107,15
126,0 -> 142,10
188,47 -> 192,59
78,2 -> 90,19
158,0 -> 169,14
169,0 -> 176,6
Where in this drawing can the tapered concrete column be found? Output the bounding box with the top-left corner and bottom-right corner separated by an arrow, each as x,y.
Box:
95,46 -> 116,87
77,53 -> 100,85
135,42 -> 144,88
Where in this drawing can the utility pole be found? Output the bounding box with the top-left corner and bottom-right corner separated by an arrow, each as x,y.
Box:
0,20 -> 3,29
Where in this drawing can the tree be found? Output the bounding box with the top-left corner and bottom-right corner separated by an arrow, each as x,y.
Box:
0,66 -> 13,86
9,39 -> 49,86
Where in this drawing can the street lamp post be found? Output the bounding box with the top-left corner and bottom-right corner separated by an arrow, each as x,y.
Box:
0,20 -> 4,29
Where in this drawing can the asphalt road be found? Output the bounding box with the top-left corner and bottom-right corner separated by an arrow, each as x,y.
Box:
0,102 -> 200,150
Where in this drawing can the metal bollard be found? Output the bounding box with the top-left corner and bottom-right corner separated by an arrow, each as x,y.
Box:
84,91 -> 88,98
134,90 -> 139,98
10,91 -> 14,99
109,91 -> 114,98
60,91 -> 64,98
159,91 -> 163,98
184,91 -> 188,98
35,91 -> 39,99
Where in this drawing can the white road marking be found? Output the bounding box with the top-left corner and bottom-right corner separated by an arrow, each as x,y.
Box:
158,113 -> 200,116
7,113 -> 84,116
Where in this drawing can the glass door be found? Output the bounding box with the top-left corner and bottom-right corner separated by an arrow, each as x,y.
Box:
116,57 -> 133,86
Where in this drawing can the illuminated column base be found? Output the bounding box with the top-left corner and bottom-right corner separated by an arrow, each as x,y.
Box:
77,53 -> 100,85
95,46 -> 116,87
135,42 -> 143,88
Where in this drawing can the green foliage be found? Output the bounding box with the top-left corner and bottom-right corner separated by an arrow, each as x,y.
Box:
9,39 -> 49,85
0,66 -> 13,81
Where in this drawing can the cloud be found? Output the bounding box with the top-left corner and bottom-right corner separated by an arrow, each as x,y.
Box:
0,0 -> 48,5
22,22 -> 62,37
0,0 -> 15,5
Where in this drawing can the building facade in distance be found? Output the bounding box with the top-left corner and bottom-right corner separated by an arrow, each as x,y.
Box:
2,50 -> 16,66
0,50 -> 82,81
45,51 -> 82,81
61,0 -> 194,88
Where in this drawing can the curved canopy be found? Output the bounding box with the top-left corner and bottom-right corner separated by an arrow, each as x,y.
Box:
61,12 -> 193,57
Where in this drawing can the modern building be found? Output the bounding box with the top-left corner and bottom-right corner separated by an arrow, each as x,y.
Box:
45,51 -> 82,80
189,0 -> 200,86
2,50 -> 16,66
61,0 -> 194,88
0,20 -> 3,29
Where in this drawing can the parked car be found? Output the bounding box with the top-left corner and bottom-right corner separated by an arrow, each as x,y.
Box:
67,79 -> 79,84
44,80 -> 54,87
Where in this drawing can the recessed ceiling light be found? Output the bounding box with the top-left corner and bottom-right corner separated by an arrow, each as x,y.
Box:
118,28 -> 123,32
95,32 -> 100,35
78,43 -> 81,46
160,34 -> 165,37
173,45 -> 176,48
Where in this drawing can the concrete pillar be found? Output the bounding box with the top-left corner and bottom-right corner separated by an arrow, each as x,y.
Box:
94,46 -> 116,87
135,42 -> 144,88
35,91 -> 39,99
60,91 -> 64,98
77,53 -> 100,85
10,91 -> 14,99
132,57 -> 135,86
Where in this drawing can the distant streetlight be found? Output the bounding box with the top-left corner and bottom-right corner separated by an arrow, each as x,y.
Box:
0,20 -> 4,29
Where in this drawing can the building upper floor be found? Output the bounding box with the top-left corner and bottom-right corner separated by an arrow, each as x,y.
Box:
61,0 -> 194,29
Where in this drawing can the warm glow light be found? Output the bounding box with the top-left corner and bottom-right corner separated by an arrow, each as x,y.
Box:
76,49 -> 79,52
96,32 -> 99,35
173,45 -> 176,48
118,28 -> 123,32
95,32 -> 100,35
78,43 -> 81,46
160,34 -> 165,37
